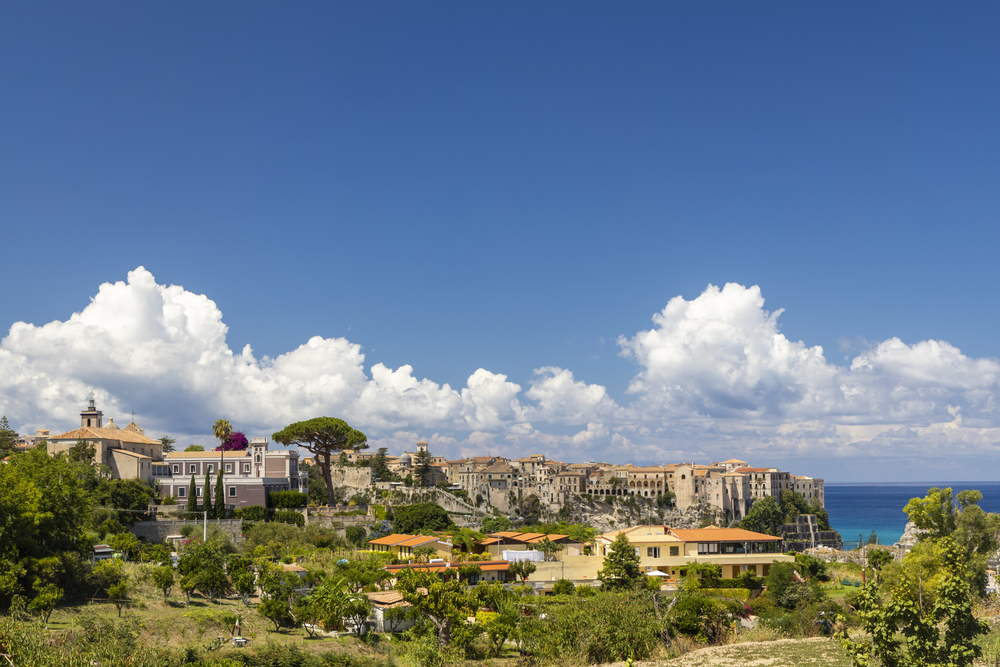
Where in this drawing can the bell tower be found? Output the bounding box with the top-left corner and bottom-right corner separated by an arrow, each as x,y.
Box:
81,393 -> 103,428
251,437 -> 268,477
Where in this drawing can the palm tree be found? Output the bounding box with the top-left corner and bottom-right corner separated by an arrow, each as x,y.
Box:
213,419 -> 232,508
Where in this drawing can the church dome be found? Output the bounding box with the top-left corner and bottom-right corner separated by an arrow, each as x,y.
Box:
105,418 -> 120,430
399,452 -> 412,465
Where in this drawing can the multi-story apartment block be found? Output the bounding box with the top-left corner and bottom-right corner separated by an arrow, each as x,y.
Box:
791,475 -> 825,505
733,467 -> 793,501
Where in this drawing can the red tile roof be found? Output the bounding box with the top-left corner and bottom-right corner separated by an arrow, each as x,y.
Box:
50,426 -> 161,445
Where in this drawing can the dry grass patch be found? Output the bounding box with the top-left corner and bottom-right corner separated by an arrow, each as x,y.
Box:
607,637 -> 851,667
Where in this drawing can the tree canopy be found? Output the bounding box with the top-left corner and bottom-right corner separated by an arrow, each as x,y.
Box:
740,496 -> 785,536
0,415 -> 19,457
0,447 -> 92,604
397,568 -> 477,648
158,435 -> 176,453
272,417 -> 367,507
903,486 -> 1000,596
597,533 -> 642,591
393,502 -> 453,534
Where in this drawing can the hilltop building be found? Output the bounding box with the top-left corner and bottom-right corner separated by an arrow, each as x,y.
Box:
44,399 -> 306,507
46,398 -> 164,482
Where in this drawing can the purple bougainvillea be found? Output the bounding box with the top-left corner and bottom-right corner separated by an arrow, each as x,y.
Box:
215,431 -> 249,451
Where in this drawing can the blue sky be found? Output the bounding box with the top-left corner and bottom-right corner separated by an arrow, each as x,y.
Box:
2,3 -> 1000,481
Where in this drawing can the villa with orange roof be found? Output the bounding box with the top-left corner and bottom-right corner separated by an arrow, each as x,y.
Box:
367,533 -> 454,561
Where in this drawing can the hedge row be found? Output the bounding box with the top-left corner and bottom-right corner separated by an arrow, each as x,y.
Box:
233,505 -> 305,526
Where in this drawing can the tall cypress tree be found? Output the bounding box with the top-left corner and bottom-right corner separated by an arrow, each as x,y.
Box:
0,415 -> 19,457
187,476 -> 197,512
204,470 -> 213,518
413,448 -> 431,488
214,470 -> 225,519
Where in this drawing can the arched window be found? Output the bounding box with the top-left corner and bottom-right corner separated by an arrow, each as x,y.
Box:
87,418 -> 91,427
255,455 -> 261,463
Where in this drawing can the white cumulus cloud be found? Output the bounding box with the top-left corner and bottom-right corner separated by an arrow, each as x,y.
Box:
4,269 -> 1000,478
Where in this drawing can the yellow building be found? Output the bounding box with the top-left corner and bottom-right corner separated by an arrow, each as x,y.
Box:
594,525 -> 791,580
367,534 -> 454,561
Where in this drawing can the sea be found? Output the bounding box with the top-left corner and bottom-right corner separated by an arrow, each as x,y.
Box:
825,482 -> 1000,550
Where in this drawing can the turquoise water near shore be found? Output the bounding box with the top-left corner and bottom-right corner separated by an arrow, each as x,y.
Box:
825,482 -> 1000,549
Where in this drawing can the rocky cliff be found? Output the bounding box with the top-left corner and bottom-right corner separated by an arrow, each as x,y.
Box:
556,495 -> 719,533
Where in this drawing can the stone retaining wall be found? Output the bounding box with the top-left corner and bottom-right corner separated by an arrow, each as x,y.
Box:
129,519 -> 244,543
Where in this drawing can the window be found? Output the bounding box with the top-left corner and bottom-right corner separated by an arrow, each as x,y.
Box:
196,488 -> 203,497
178,487 -> 186,497
190,464 -> 197,474
669,546 -> 679,557
243,464 -> 250,473
646,547 -> 660,558
225,463 -> 232,473
255,455 -> 261,463
697,543 -> 719,554
207,464 -> 214,474
229,486 -> 236,497
172,464 -> 179,474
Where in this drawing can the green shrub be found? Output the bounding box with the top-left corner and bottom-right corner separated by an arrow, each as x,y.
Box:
539,590 -> 661,662
269,491 -> 308,509
273,510 -> 305,527
552,578 -> 575,596
345,525 -> 367,547
234,505 -> 267,521
669,591 -> 745,644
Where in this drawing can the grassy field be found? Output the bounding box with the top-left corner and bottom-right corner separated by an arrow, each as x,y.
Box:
45,596 -> 356,654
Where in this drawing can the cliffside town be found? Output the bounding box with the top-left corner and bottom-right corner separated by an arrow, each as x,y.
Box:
22,400 -> 824,526
335,440 -> 825,525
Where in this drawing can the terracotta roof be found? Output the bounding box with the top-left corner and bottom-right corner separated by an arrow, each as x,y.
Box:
485,532 -> 576,545
365,590 -> 410,608
733,467 -> 778,473
164,451 -> 250,459
50,426 -> 161,445
384,560 -> 510,574
598,525 -> 676,542
110,449 -> 152,460
669,526 -> 782,542
720,458 -> 750,465
480,463 -> 517,474
367,534 -> 446,548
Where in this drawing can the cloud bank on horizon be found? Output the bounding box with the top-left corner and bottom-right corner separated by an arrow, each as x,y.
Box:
2,267 -> 999,468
